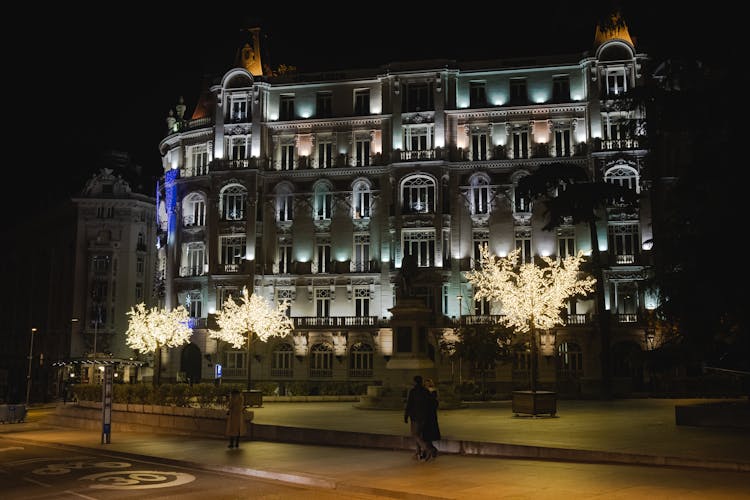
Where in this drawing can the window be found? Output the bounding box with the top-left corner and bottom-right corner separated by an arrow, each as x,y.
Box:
474,298 -> 491,316
277,190 -> 294,222
316,92 -> 332,118
185,290 -> 202,318
510,79 -> 527,104
555,129 -> 571,157
402,175 -> 435,214
557,230 -> 575,260
354,89 -> 370,115
352,181 -> 371,219
279,94 -> 295,120
220,235 -> 246,265
403,230 -> 435,267
310,343 -> 333,376
355,138 -> 370,166
606,69 -> 627,96
404,82 -> 433,112
515,228 -> 532,264
315,288 -> 331,317
608,223 -> 639,263
225,351 -> 245,370
278,241 -> 292,274
512,130 -> 529,159
514,185 -> 531,212
354,287 -> 370,316
136,256 -> 144,275
557,342 -> 583,377
230,137 -> 248,160
313,184 -> 333,221
552,75 -> 570,102
218,287 -> 240,308
190,145 -> 209,176
316,241 -> 331,273
280,143 -> 295,170
221,185 -> 247,220
471,131 -> 488,161
97,206 -> 114,218
349,342 -> 373,377
406,126 -> 430,152
183,193 -> 206,227
135,283 -> 144,302
230,97 -> 248,122
353,233 -> 370,272
469,81 -> 487,107
271,343 -> 293,377
317,139 -> 333,168
469,176 -> 490,215
185,243 -> 205,276
604,164 -> 639,193
473,230 -> 489,269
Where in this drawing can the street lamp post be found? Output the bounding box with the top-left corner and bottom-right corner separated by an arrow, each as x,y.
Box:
26,328 -> 37,406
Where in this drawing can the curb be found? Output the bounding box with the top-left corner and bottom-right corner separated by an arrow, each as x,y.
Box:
250,423 -> 750,473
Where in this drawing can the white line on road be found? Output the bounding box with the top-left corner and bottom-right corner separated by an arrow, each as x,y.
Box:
23,476 -> 51,487
65,490 -> 99,499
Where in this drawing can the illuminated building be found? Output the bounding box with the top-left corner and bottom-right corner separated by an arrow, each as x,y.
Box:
156,14 -> 654,395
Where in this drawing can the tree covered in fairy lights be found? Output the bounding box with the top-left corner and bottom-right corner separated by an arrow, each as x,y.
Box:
125,303 -> 193,386
466,245 -> 595,392
209,287 -> 294,388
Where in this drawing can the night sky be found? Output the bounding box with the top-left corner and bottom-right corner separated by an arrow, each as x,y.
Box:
17,2 -> 727,213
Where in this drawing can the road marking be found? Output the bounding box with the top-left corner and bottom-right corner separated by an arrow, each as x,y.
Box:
65,490 -> 98,499
80,470 -> 196,490
23,476 -> 51,487
0,447 -> 24,452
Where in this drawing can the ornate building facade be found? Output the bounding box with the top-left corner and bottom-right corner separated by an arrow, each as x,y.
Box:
156,17 -> 655,396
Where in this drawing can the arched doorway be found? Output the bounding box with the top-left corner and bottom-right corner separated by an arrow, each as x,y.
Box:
180,343 -> 202,384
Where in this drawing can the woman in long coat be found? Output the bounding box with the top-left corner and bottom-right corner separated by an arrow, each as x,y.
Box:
422,378 -> 441,459
225,389 -> 247,448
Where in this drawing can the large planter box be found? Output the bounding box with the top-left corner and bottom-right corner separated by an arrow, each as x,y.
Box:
512,391 -> 557,416
0,404 -> 27,423
242,390 -> 263,408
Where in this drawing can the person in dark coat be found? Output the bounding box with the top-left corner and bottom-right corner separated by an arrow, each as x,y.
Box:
422,378 -> 441,460
403,375 -> 438,461
225,389 -> 247,449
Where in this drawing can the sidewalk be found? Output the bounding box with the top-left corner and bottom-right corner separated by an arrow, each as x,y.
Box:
3,398 -> 749,499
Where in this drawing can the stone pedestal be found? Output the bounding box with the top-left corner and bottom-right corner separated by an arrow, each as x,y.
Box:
512,390 -> 557,416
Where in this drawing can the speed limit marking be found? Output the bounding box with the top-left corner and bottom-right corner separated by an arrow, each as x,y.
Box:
80,470 -> 196,490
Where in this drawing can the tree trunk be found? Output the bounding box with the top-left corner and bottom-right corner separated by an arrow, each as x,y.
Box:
530,322 -> 538,393
246,338 -> 253,390
153,345 -> 162,387
590,221 -> 612,399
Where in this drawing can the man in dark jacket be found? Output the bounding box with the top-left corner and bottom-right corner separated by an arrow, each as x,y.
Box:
403,375 -> 438,461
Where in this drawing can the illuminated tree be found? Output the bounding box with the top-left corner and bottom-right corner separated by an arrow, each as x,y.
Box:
125,303 -> 193,386
209,287 -> 294,389
466,245 -> 595,392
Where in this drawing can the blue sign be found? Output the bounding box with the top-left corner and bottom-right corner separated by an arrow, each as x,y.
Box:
215,363 -> 222,378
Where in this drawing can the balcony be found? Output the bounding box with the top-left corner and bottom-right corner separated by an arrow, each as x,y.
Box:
614,254 -> 636,265
270,368 -> 293,378
592,137 -> 646,151
293,316 -> 382,328
188,317 -> 207,329
615,313 -> 638,323
173,116 -> 214,133
399,149 -> 437,161
564,313 -> 589,325
349,369 -> 373,378
310,368 -> 333,378
179,267 -> 204,277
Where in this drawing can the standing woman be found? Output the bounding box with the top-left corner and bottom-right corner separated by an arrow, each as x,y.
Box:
226,389 -> 247,449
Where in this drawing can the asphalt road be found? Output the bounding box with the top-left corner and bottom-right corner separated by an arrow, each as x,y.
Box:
0,437 -> 384,499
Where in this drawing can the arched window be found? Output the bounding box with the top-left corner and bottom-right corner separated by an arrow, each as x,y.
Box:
271,342 -> 294,377
604,163 -> 640,194
468,174 -> 491,215
310,343 -> 333,377
557,342 -> 583,378
182,192 -> 206,227
275,183 -> 294,222
349,342 -> 373,377
401,175 -> 435,214
220,184 -> 247,220
352,179 -> 371,219
313,181 -> 333,221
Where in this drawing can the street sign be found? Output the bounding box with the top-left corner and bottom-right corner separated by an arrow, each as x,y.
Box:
101,365 -> 113,444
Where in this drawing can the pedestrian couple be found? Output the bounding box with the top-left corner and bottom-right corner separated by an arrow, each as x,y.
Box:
404,375 -> 441,461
